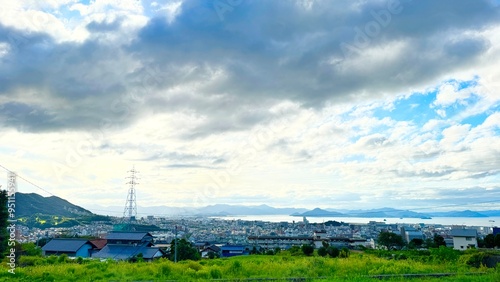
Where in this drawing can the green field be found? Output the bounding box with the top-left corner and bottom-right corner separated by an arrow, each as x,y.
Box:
1,249 -> 499,281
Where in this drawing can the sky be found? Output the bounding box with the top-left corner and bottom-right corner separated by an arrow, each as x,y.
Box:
0,0 -> 500,215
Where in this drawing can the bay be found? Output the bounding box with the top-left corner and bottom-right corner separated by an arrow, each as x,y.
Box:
211,215 -> 500,227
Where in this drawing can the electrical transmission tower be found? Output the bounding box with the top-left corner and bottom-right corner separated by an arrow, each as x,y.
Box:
123,166 -> 139,220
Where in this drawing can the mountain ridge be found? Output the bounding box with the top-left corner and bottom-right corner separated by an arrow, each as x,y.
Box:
15,192 -> 93,217
14,192 -> 500,218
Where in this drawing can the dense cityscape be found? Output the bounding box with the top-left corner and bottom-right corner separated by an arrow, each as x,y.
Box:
15,214 -> 499,252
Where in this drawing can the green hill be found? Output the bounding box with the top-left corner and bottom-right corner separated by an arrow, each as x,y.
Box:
14,192 -> 92,217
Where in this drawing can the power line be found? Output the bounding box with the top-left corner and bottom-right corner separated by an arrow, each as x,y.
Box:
0,163 -> 498,218
0,164 -> 55,196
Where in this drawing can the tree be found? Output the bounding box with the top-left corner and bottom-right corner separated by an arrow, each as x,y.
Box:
409,238 -> 424,249
484,234 -> 495,248
169,238 -> 200,261
274,247 -> 281,254
327,246 -> 340,258
377,232 -> 405,250
433,234 -> 446,248
317,246 -> 328,257
207,251 -> 219,259
36,238 -> 49,248
20,242 -> 42,256
0,190 -> 9,259
301,244 -> 314,256
495,234 -> 500,248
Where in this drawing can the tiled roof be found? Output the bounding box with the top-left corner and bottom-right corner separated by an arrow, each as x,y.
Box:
92,243 -> 163,260
202,245 -> 221,252
89,239 -> 107,249
106,232 -> 152,241
42,239 -> 95,252
451,229 -> 477,237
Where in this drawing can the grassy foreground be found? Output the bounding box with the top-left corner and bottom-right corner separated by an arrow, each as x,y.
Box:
1,250 -> 499,281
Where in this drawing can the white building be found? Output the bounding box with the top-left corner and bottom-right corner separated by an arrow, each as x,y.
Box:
450,229 -> 477,250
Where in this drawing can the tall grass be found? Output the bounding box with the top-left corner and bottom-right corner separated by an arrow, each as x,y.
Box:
1,250 -> 498,281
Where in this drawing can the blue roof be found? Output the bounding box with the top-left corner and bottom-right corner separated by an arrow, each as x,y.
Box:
451,229 -> 477,237
221,245 -> 246,251
42,239 -> 94,252
106,232 -> 152,241
93,243 -> 163,260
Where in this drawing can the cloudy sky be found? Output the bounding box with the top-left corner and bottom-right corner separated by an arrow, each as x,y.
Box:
1,0 -> 500,214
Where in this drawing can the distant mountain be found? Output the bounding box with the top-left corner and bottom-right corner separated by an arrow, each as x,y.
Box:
428,210 -> 488,217
294,208 -> 344,217
295,207 -> 433,219
348,208 -> 432,218
478,210 -> 500,217
15,192 -> 92,217
196,204 -> 308,216
21,192 -> 498,219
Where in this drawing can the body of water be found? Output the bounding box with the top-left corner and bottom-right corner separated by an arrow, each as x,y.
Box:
211,215 -> 500,227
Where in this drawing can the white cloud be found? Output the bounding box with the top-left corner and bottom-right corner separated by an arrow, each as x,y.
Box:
0,0 -> 499,211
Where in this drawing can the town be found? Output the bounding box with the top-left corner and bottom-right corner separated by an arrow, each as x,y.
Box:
14,215 -> 500,261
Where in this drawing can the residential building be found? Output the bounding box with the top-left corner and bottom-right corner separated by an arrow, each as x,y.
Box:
220,245 -> 249,257
42,238 -> 97,258
93,231 -> 165,261
451,229 -> 478,250
201,245 -> 221,258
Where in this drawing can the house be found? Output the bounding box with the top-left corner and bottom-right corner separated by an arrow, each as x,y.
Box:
248,235 -> 313,250
451,229 -> 478,250
220,245 -> 249,257
42,238 -> 97,258
93,231 -> 165,261
89,238 -> 107,250
89,238 -> 107,256
93,244 -> 166,261
201,245 -> 221,258
248,235 -> 352,250
105,231 -> 154,245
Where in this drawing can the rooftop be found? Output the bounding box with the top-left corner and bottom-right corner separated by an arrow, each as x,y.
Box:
450,229 -> 477,237
42,239 -> 95,252
106,232 -> 152,241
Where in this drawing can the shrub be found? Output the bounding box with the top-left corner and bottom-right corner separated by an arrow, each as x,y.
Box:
289,246 -> 301,256
210,268 -> 222,279
339,247 -> 350,258
429,246 -> 459,262
327,246 -> 340,258
187,261 -> 203,271
318,246 -> 328,257
19,256 -> 45,267
459,251 -> 487,268
301,244 -> 314,256
57,254 -> 69,264
230,260 -> 242,273
159,264 -> 171,277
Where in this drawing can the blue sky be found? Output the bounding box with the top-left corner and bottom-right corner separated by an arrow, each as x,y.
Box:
0,0 -> 499,214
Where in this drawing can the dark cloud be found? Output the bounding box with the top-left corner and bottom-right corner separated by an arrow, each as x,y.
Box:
86,18 -> 124,32
0,0 -> 499,135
